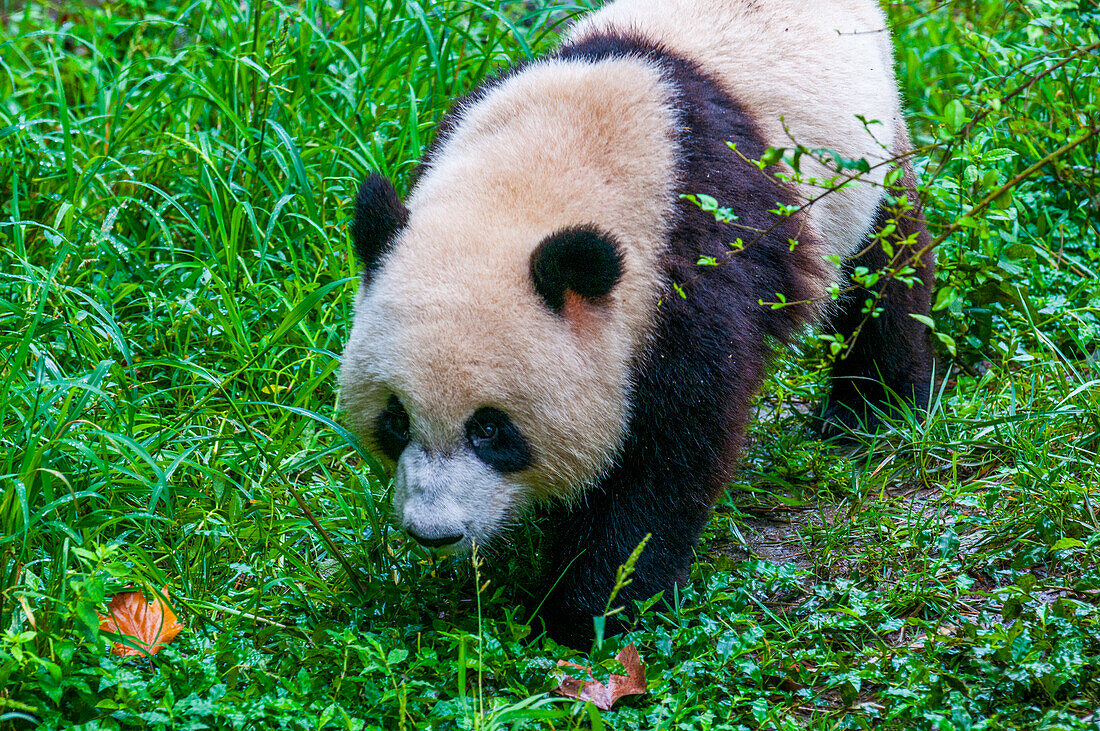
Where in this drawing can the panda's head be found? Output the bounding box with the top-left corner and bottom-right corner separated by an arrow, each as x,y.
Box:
340,174 -> 640,552
339,59 -> 677,552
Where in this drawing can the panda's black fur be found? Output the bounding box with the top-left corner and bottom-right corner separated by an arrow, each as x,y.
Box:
533,34 -> 824,645
346,18 -> 935,647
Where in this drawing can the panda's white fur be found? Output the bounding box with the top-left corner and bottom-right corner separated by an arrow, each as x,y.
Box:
340,0 -> 918,563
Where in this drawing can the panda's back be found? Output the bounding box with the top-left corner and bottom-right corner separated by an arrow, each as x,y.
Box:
566,0 -> 903,262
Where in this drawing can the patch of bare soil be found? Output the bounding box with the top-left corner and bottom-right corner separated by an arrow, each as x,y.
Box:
714,508 -> 822,574
710,481 -> 955,585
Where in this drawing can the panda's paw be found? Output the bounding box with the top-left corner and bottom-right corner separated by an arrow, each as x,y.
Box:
816,400 -> 875,438
815,395 -> 917,439
536,610 -> 593,648
537,605 -> 630,649
542,621 -> 594,649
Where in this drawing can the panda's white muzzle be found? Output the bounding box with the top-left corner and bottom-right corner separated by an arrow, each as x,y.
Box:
393,444 -> 522,553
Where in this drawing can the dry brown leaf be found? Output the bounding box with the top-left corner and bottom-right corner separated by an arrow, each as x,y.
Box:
555,643 -> 646,710
907,623 -> 960,651
98,585 -> 183,657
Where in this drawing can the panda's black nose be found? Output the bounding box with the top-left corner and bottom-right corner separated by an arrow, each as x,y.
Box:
406,526 -> 464,548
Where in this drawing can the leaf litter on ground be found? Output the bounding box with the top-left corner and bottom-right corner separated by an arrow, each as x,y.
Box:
555,643 -> 647,710
97,585 -> 184,657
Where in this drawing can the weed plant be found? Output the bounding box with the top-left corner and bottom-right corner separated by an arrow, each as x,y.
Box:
0,0 -> 1098,729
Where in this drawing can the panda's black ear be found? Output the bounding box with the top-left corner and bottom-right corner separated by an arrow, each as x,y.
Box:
530,226 -> 624,313
352,173 -> 409,275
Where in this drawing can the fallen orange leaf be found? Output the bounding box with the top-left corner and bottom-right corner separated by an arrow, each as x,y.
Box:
97,585 -> 183,657
555,643 -> 646,710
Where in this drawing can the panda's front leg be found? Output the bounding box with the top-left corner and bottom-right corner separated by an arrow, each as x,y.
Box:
536,465 -> 713,647
535,400 -> 735,647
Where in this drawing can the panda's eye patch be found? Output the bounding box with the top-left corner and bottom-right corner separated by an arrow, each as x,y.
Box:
465,407 -> 531,474
375,395 -> 410,462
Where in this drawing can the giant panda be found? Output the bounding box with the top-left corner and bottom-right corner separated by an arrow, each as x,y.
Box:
340,0 -> 935,646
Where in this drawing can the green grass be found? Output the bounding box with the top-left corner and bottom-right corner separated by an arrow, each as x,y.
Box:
1,0 -> 1098,729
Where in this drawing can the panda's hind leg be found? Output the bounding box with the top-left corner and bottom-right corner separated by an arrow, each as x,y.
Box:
819,151 -> 936,434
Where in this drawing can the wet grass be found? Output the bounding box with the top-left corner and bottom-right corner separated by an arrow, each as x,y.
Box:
1,1 -> 1098,729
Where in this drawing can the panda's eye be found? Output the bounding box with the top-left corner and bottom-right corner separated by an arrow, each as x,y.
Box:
465,407 -> 531,474
468,419 -> 498,446
375,395 -> 410,462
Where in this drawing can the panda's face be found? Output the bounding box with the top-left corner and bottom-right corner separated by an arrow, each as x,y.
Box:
376,396 -> 532,551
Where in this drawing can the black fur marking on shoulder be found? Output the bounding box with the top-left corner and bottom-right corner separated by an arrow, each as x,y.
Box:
466,407 -> 533,474
530,226 -> 624,313
554,33 -> 667,64
536,32 -> 829,647
353,173 -> 409,278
